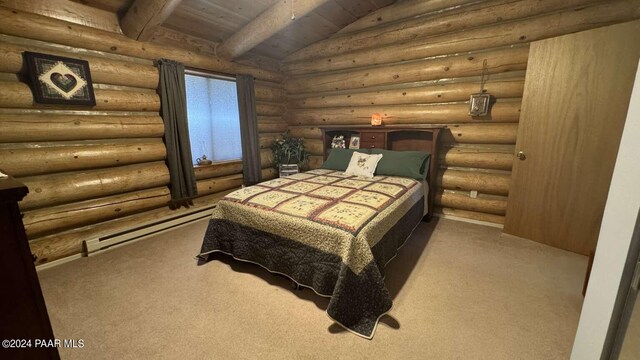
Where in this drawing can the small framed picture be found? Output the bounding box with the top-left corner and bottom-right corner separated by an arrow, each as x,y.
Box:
24,51 -> 96,106
331,135 -> 346,149
468,93 -> 491,116
349,135 -> 360,149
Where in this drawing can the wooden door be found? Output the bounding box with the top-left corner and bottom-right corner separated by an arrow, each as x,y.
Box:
504,21 -> 640,255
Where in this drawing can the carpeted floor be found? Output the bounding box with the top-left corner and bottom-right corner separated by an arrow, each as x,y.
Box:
620,295 -> 640,359
37,218 -> 587,359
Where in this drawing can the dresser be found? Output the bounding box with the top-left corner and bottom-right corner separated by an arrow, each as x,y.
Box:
0,175 -> 59,359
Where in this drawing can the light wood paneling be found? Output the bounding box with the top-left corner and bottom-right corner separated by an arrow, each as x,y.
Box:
0,6 -> 282,81
120,0 -> 183,41
28,188 -> 235,264
504,21 -> 640,255
308,155 -> 323,170
18,161 -> 170,211
438,169 -> 511,196
258,116 -> 288,133
196,174 -> 244,196
0,42 -> 159,89
262,167 -> 278,180
282,0 -> 640,226
284,46 -> 530,93
260,149 -> 275,169
256,101 -> 286,117
337,0 -> 474,34
440,147 -> 514,171
0,5 -> 286,265
147,26 -> 282,73
437,207 -> 506,225
194,161 -> 243,180
440,124 -> 518,144
259,134 -> 279,149
0,114 -> 164,142
285,0 -> 601,62
23,187 -> 171,238
284,0 -> 640,74
0,142 -> 166,177
436,190 -> 508,215
70,0 -> 133,14
289,127 -> 323,139
0,0 -> 123,33
288,78 -> 524,108
0,81 -> 160,111
283,101 -> 522,126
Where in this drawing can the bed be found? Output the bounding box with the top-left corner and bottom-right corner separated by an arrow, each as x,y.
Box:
197,128 -> 441,339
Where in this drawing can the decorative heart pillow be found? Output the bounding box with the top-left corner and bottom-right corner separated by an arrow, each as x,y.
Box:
344,152 -> 383,179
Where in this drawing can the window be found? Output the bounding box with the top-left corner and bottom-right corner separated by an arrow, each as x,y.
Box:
184,72 -> 242,164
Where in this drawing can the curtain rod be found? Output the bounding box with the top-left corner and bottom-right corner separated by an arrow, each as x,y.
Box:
185,68 -> 236,81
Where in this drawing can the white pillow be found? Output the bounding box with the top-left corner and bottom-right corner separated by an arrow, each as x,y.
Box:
344,152 -> 383,179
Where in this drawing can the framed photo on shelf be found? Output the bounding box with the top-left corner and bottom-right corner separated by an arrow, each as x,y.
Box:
24,51 -> 96,106
349,135 -> 360,149
331,135 -> 346,149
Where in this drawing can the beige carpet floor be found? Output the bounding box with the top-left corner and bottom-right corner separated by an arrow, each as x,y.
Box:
38,218 -> 587,359
620,293 -> 640,359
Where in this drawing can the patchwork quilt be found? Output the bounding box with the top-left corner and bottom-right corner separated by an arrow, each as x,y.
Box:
197,169 -> 425,339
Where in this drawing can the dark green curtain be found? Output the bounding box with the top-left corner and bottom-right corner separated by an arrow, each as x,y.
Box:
157,59 -> 197,202
236,75 -> 261,186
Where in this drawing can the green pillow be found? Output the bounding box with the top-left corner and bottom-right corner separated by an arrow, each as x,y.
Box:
321,148 -> 370,171
370,149 -> 431,180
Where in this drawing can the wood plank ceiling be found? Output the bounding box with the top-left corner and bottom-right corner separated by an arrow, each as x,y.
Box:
71,0 -> 134,14
73,0 -> 396,60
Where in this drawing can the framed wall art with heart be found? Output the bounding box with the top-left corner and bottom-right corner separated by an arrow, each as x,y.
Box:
23,51 -> 96,106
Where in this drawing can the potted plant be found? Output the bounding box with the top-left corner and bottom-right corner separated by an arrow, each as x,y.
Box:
270,131 -> 309,177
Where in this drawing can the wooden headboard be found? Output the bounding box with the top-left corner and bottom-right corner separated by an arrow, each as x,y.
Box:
321,127 -> 443,220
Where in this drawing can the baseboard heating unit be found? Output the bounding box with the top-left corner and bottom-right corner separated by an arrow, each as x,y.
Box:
83,205 -> 216,255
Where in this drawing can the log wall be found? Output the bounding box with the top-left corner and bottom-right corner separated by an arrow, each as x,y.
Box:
256,80 -> 288,173
283,0 -> 640,225
0,4 -> 285,265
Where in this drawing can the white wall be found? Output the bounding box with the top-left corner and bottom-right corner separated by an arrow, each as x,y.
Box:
571,60 -> 640,359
